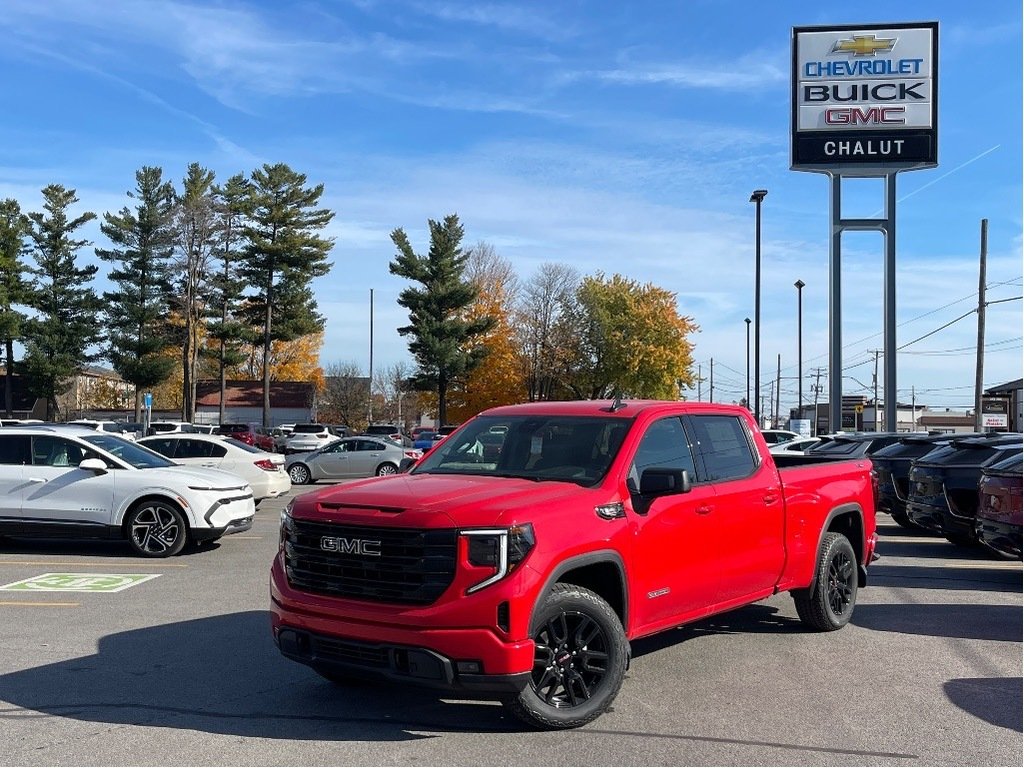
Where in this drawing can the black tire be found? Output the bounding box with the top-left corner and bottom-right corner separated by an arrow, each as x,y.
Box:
505,583 -> 628,730
943,531 -> 977,548
792,532 -> 858,631
889,508 -> 917,529
125,500 -> 187,558
289,463 -> 311,485
375,462 -> 398,476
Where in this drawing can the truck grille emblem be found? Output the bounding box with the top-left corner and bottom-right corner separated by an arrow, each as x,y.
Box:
320,536 -> 382,556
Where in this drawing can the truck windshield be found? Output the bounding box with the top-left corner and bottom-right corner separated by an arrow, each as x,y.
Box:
412,415 -> 632,486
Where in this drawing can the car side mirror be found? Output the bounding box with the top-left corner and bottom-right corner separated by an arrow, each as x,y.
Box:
639,468 -> 691,497
398,457 -> 416,473
79,458 -> 108,473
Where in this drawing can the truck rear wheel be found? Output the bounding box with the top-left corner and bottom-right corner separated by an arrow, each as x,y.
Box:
792,532 -> 858,631
505,583 -> 628,730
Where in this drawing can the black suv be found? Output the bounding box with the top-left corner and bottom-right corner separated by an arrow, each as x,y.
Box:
870,433 -> 981,529
905,433 -> 1023,546
804,431 -> 908,459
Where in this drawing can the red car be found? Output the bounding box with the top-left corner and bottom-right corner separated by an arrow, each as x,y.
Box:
975,453 -> 1023,559
216,423 -> 275,452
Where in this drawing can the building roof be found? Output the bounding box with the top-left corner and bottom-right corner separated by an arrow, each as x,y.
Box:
985,379 -> 1023,394
195,380 -> 315,409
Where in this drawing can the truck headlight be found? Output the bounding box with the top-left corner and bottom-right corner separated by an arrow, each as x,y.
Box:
279,502 -> 294,549
462,524 -> 535,594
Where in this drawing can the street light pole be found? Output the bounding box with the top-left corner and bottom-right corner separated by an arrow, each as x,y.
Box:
750,189 -> 767,427
744,317 -> 751,411
794,279 -> 805,426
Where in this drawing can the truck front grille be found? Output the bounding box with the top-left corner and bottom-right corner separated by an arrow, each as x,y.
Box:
285,519 -> 457,605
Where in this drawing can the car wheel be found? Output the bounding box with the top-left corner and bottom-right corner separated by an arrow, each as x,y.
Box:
289,464 -> 311,485
505,583 -> 628,730
125,500 -> 187,558
943,531 -> 977,548
792,532 -> 858,631
375,462 -> 398,476
889,508 -> 917,529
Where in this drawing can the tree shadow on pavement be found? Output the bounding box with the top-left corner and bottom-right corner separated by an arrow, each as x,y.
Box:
0,611 -> 518,741
944,677 -> 1023,733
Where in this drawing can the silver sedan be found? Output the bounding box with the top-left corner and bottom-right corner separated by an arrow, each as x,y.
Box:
285,437 -> 419,485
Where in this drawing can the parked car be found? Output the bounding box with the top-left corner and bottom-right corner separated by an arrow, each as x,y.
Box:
760,429 -> 800,445
906,433 -> 1023,546
804,431 -> 908,459
870,433 -> 980,528
270,426 -> 292,453
285,436 -> 421,484
68,420 -> 142,441
215,423 -> 276,452
364,423 -> 402,442
138,434 -> 290,504
769,436 -> 823,455
272,399 -> 877,729
148,421 -> 197,436
285,424 -> 335,454
412,430 -> 443,451
191,424 -> 217,435
0,425 -> 255,556
975,453 -> 1023,560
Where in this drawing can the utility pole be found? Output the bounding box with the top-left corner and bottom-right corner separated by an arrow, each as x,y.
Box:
368,288 -> 374,425
697,363 -> 702,402
775,354 -> 781,428
869,349 -> 882,431
911,385 -> 916,431
710,358 -> 714,403
975,219 -> 988,432
812,367 -> 824,436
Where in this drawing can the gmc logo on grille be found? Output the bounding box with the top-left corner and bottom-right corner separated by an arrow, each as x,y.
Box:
321,536 -> 381,556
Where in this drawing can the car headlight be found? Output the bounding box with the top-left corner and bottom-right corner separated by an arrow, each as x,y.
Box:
279,502 -> 294,549
461,524 -> 535,594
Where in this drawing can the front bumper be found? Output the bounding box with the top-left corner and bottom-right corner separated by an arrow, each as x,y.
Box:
975,518 -> 1022,560
269,554 -> 536,694
275,626 -> 530,694
192,513 -> 254,542
906,498 -> 973,540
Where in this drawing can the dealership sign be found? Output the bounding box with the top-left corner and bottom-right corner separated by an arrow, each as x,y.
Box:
792,22 -> 938,171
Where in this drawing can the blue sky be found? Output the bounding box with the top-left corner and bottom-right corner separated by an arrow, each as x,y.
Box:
1,0 -> 1020,414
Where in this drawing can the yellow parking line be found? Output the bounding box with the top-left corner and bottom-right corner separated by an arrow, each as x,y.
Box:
0,601 -> 79,607
0,561 -> 186,568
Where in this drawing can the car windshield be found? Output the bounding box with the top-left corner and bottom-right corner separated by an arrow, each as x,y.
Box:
412,414 -> 632,486
82,433 -> 176,469
292,424 -> 325,434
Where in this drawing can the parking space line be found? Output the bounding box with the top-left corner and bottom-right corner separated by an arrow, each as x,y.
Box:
0,560 -> 186,568
0,600 -> 79,607
224,536 -> 263,540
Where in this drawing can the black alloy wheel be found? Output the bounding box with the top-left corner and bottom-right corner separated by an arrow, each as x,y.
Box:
506,583 -> 628,729
793,531 -> 858,631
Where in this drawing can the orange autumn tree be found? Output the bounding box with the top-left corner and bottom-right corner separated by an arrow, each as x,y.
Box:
234,332 -> 325,392
446,243 -> 526,423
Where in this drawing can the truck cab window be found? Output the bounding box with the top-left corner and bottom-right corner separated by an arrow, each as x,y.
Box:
629,417 -> 697,490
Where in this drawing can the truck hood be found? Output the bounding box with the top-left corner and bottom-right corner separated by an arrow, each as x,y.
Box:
293,472 -> 599,528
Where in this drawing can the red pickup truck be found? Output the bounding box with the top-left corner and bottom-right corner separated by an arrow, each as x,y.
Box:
271,400 -> 877,729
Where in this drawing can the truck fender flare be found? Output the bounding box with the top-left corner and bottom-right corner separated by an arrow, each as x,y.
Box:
528,550 -> 629,634
809,502 -> 865,591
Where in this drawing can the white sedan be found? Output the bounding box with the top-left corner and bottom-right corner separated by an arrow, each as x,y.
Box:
138,434 -> 290,504
0,425 -> 255,557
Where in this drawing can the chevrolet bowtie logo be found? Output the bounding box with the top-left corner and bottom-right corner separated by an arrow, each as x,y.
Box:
831,34 -> 897,56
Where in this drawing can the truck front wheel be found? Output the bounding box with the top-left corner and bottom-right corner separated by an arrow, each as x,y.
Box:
792,531 -> 858,631
505,583 -> 628,730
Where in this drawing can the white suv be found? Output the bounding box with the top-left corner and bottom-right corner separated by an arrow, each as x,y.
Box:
284,424 -> 335,454
0,425 -> 256,557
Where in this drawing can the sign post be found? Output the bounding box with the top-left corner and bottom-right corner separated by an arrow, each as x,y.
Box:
792,22 -> 938,433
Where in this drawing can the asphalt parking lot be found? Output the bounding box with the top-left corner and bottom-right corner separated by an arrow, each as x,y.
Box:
0,486 -> 1020,767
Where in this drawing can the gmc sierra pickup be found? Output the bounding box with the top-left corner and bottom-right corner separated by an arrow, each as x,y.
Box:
271,400 -> 877,729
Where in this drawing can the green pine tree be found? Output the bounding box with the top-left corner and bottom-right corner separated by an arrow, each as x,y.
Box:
389,214 -> 495,426
240,163 -> 334,426
207,173 -> 252,423
96,166 -> 177,421
0,199 -> 30,416
22,185 -> 103,420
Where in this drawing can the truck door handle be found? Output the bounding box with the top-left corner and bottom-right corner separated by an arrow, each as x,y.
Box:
763,492 -> 779,504
696,504 -> 713,515
28,477 -> 46,484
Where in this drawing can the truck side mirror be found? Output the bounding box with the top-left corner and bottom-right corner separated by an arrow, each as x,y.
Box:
398,457 -> 417,473
639,468 -> 691,497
